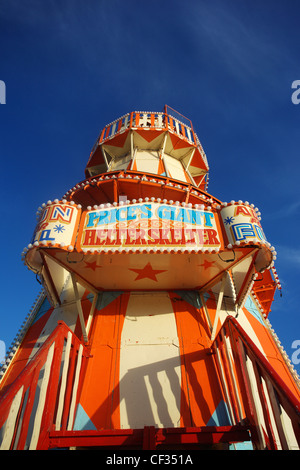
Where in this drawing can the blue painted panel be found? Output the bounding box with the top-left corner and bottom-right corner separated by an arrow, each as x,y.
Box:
73,403 -> 97,431
244,296 -> 265,326
206,400 -> 231,426
174,291 -> 210,309
32,297 -> 52,324
229,441 -> 253,450
87,291 -> 123,311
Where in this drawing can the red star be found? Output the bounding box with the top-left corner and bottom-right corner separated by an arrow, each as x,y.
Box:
129,262 -> 167,281
84,260 -> 102,271
198,259 -> 215,270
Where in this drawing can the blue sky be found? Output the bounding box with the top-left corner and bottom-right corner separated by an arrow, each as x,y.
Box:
0,0 -> 299,374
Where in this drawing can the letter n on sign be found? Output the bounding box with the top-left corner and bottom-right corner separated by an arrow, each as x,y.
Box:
49,205 -> 74,223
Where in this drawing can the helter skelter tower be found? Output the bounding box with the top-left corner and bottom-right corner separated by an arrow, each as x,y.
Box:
1,106 -> 300,450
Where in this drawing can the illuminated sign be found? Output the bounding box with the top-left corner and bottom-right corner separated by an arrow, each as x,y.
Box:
29,201 -> 270,254
31,203 -> 80,248
220,204 -> 268,245
77,203 -> 222,250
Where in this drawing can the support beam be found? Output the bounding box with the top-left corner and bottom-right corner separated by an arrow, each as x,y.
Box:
86,293 -> 98,336
71,273 -> 88,344
196,173 -> 206,188
211,274 -> 227,341
44,250 -> 98,296
183,148 -> 197,185
40,252 -> 61,307
200,293 -> 212,333
130,130 -> 134,161
160,132 -> 170,177
101,146 -> 109,170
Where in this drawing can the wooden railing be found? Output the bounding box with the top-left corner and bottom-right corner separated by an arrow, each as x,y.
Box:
90,110 -> 206,158
0,322 -> 88,450
2,315 -> 299,450
212,316 -> 300,449
97,111 -> 196,144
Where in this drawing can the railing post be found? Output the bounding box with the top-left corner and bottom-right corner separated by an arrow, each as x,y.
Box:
0,386 -> 24,450
230,331 -> 265,449
250,361 -> 278,449
55,331 -> 72,431
264,376 -> 294,449
220,329 -> 244,422
61,342 -> 81,431
218,333 -> 240,424
16,365 -> 41,450
212,339 -> 236,425
67,344 -> 84,430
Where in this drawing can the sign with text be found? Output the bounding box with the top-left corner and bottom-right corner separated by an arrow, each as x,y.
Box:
220,204 -> 268,245
31,203 -> 81,248
77,203 -> 222,250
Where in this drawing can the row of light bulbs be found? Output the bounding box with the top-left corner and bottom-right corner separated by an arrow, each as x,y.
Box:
26,197 -> 276,262
0,290 -> 45,378
35,195 -> 263,214
61,172 -> 211,201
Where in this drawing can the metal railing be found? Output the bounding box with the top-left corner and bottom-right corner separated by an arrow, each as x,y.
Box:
212,316 -> 300,449
0,321 -> 88,450
89,110 -> 207,165
97,111 -> 196,144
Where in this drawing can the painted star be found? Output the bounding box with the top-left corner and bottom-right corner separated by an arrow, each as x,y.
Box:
198,259 -> 215,270
224,216 -> 235,225
54,224 -> 65,233
84,260 -> 102,271
129,262 -> 167,281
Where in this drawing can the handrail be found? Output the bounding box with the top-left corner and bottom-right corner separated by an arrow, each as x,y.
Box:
89,110 -> 207,162
212,316 -> 300,449
0,321 -> 88,450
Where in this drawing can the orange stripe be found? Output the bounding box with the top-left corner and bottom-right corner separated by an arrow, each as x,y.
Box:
0,307 -> 53,395
243,307 -> 300,400
77,293 -> 130,429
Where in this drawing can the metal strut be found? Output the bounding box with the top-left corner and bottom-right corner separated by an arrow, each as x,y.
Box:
71,273 -> 88,344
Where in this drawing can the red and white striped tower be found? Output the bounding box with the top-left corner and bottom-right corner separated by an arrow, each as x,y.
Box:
0,106 -> 299,450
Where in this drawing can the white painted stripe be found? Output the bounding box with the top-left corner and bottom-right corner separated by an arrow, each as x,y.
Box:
0,386 -> 24,450
29,343 -> 55,450
119,292 -> 181,429
186,128 -> 192,141
111,122 -> 117,136
157,114 -> 163,127
67,344 -> 83,430
55,331 -> 72,431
